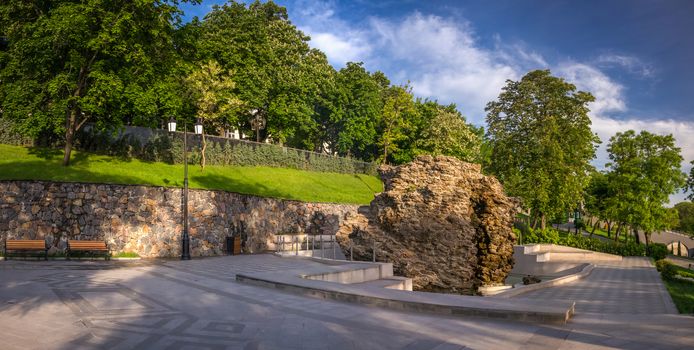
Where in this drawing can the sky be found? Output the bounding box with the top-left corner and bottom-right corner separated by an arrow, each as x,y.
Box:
181,0 -> 694,204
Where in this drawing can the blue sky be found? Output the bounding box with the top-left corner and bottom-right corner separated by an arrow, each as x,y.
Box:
181,0 -> 694,203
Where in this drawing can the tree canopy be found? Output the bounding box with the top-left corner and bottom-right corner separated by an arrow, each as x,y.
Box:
485,70 -> 599,229
606,130 -> 686,244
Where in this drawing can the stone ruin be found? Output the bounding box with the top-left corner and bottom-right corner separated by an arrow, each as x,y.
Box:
336,155 -> 519,294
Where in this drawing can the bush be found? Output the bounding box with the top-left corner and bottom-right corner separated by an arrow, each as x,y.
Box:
647,243 -> 668,261
0,118 -> 34,146
521,227 -> 646,257
69,125 -> 378,175
656,259 -> 678,280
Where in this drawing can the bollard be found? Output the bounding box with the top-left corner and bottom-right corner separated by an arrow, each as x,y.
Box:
350,244 -> 353,261
320,235 -> 324,258
295,236 -> 298,256
332,235 -> 336,259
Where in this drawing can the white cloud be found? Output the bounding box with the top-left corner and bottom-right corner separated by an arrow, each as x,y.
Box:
596,54 -> 654,78
288,2 -> 693,203
556,62 -> 627,116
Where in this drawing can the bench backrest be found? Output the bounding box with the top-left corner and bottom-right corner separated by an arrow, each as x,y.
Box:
68,240 -> 108,250
6,240 -> 46,250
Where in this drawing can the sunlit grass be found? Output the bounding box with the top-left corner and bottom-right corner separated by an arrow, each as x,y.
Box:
0,144 -> 382,204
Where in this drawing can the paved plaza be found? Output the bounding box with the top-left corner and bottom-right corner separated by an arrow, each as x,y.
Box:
1,255 -> 692,349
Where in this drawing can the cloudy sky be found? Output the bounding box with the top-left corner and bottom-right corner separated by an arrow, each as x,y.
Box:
181,0 -> 694,204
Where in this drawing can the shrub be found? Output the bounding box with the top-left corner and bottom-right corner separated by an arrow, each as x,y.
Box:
68,125 -> 378,175
0,118 -> 34,146
647,243 -> 668,261
521,227 -> 646,257
656,259 -> 677,280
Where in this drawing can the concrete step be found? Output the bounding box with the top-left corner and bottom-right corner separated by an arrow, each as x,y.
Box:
352,276 -> 413,291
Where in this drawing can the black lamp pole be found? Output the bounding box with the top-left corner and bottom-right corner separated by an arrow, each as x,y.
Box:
181,120 -> 191,260
168,117 -> 191,260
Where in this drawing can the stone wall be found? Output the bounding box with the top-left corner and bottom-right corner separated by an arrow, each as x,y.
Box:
0,181 -> 358,257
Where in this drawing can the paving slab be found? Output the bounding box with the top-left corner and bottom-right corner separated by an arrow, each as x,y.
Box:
1,254 -> 692,349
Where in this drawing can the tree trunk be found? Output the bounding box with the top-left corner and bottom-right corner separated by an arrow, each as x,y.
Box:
615,223 -> 622,242
541,214 -> 546,231
643,231 -> 650,246
606,220 -> 612,238
590,222 -> 597,237
633,227 -> 641,245
62,109 -> 77,166
531,215 -> 538,230
200,132 -> 206,171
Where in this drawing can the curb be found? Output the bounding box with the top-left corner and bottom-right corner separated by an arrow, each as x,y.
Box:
494,263 -> 595,298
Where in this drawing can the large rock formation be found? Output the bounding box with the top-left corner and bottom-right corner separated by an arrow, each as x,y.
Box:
336,155 -> 518,294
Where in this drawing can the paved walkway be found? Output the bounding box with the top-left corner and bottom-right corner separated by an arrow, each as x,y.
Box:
1,255 -> 692,349
515,257 -> 678,314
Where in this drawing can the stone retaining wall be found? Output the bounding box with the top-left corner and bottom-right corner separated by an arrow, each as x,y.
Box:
0,181 -> 358,257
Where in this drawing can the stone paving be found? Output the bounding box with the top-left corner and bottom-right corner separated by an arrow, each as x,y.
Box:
1,255 -> 693,349
515,257 -> 678,314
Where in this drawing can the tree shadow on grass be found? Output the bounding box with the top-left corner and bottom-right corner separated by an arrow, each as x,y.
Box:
27,147 -> 63,161
192,173 -> 296,201
0,160 -> 151,186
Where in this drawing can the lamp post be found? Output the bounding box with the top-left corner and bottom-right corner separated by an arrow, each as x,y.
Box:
168,117 -> 203,260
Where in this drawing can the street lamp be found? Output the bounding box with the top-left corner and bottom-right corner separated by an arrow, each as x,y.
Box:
168,117 -> 203,260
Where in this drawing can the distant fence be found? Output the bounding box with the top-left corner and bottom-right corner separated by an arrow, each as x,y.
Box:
76,124 -> 378,176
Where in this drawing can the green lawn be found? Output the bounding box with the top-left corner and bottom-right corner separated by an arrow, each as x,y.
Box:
664,277 -> 694,314
585,224 -> 630,243
0,144 -> 382,204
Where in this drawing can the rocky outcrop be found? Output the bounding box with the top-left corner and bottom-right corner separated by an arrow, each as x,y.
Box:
0,181 -> 357,257
336,156 -> 518,294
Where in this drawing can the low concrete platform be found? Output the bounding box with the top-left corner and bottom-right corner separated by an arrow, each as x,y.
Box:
236,257 -> 576,324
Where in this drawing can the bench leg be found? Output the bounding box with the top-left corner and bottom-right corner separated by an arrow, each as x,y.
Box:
44,248 -> 48,261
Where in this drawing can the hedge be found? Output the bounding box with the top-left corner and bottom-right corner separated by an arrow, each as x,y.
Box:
73,126 -> 378,176
516,226 -> 647,256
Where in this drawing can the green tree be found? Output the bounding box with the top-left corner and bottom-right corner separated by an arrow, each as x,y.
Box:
333,62 -> 384,161
379,85 -> 416,164
415,106 -> 481,163
0,0 -> 195,165
198,0 -> 316,146
485,70 -> 599,229
606,130 -> 686,245
674,201 -> 694,236
185,60 -> 242,170
584,171 -> 619,237
686,160 -> 694,201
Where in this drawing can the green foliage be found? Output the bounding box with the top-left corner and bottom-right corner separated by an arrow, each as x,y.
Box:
647,243 -> 669,261
0,0 -> 195,165
112,251 -> 140,258
674,201 -> 694,236
522,227 -> 646,256
606,130 -> 686,240
0,118 -> 33,146
0,144 -> 381,204
656,259 -> 678,280
414,106 -> 481,163
663,277 -> 694,314
71,129 -> 378,176
485,70 -> 599,228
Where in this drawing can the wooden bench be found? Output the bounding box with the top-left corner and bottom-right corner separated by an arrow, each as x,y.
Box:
67,240 -> 110,260
4,240 -> 48,260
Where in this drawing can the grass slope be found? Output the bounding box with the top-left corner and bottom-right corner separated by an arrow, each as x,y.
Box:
664,265 -> 694,314
0,144 -> 382,204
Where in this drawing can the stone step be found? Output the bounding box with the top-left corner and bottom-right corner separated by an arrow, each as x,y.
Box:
352,276 -> 413,291
236,272 -> 575,324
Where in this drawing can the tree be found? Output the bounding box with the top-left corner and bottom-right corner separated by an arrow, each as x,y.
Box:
198,1 -> 316,146
415,107 -> 481,163
333,62 -> 384,161
674,201 -> 694,236
0,0 -> 195,165
584,171 -> 618,237
185,60 -> 242,170
606,130 -> 686,245
686,160 -> 694,201
379,85 -> 416,164
485,70 -> 599,229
